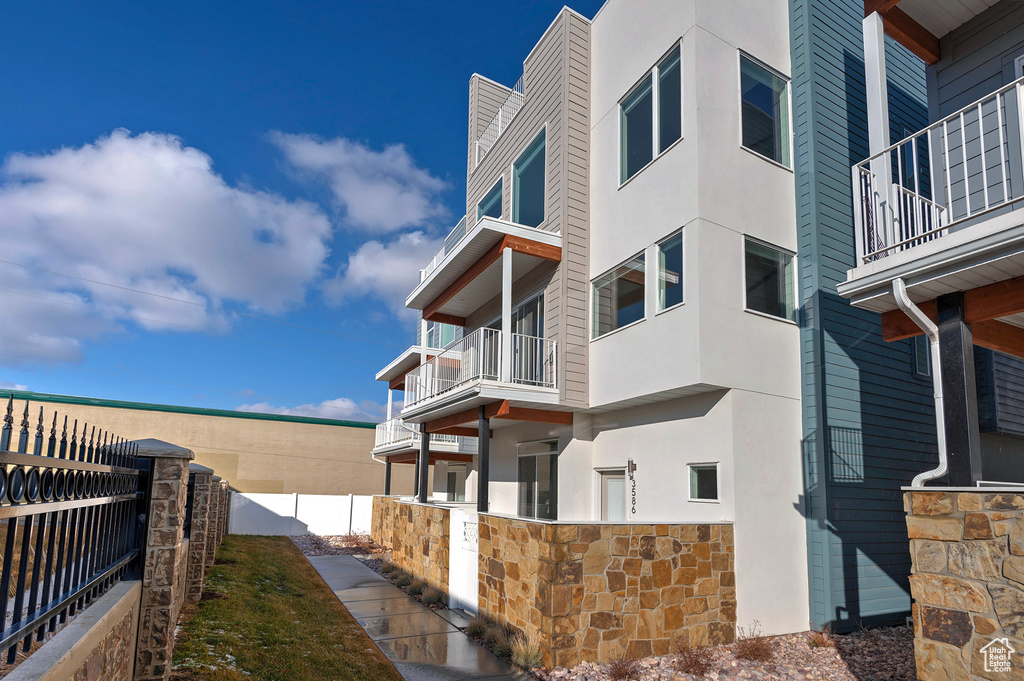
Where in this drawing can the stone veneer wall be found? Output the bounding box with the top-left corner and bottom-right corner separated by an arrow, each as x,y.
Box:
392,502 -> 450,597
72,590 -> 136,681
371,496 -> 399,550
477,515 -> 736,668
905,490 -> 1024,680
185,470 -> 212,603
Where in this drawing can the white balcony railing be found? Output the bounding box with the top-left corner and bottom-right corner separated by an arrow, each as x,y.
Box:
405,328 -> 556,408
475,75 -> 525,166
374,418 -> 460,449
420,215 -> 468,282
852,76 -> 1024,264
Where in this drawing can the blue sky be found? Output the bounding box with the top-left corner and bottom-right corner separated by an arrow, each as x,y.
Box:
0,0 -> 605,422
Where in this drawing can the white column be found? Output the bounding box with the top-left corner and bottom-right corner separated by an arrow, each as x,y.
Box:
864,12 -> 894,245
500,247 -> 513,383
863,12 -> 891,157
386,389 -> 393,421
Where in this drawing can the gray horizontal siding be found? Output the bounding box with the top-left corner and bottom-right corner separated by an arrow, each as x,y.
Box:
793,0 -> 935,632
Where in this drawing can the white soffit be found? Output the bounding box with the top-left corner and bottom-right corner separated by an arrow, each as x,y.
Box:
375,346 -> 423,383
898,0 -> 1001,40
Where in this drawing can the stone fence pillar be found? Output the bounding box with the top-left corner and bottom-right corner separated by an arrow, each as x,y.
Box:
185,464 -> 213,604
205,476 -> 222,567
131,439 -> 194,681
905,489 -> 1024,680
218,480 -> 229,542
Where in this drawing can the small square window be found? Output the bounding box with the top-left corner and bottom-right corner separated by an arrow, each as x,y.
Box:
477,179 -> 502,221
658,231 -> 683,311
744,238 -> 795,322
513,130 -> 546,228
689,464 -> 718,501
592,254 -> 646,338
914,335 -> 931,377
740,55 -> 790,167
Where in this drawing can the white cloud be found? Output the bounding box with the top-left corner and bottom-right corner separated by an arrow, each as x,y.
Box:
270,132 -> 449,233
237,397 -> 387,422
323,231 -> 443,317
0,129 -> 333,365
0,382 -> 28,391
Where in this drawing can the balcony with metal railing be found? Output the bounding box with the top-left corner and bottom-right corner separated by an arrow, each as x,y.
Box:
401,328 -> 558,419
372,417 -> 474,456
839,76 -> 1024,312
474,75 -> 524,167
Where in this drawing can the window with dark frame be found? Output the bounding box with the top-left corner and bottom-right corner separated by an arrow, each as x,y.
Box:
517,440 -> 558,520
620,44 -> 682,184
740,54 -> 790,167
513,130 -> 546,228
744,238 -> 795,322
689,464 -> 718,501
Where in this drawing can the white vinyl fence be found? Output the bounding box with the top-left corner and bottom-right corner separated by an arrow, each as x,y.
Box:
228,493 -> 374,536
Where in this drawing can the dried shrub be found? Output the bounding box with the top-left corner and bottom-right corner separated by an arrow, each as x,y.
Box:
606,656 -> 640,681
510,632 -> 543,670
808,624 -> 835,648
734,622 -> 775,662
674,643 -> 714,676
407,580 -> 425,596
484,624 -> 514,658
420,587 -> 444,605
380,562 -> 396,574
465,618 -> 488,638
394,574 -> 412,588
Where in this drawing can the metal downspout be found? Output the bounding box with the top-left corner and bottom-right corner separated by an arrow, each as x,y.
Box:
892,278 -> 949,487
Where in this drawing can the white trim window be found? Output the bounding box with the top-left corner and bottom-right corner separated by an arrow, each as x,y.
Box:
688,463 -> 719,502
518,440 -> 558,520
620,43 -> 682,184
740,54 -> 791,168
1015,54 -> 1024,79
657,230 -> 683,311
425,320 -> 459,350
513,129 -> 546,228
744,237 -> 796,322
477,178 -> 503,221
592,253 -> 646,339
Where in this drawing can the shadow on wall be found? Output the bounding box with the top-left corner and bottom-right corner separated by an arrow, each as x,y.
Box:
229,494 -> 310,535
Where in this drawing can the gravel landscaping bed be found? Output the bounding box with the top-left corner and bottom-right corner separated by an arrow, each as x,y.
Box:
535,626 -> 914,681
290,533 -> 386,556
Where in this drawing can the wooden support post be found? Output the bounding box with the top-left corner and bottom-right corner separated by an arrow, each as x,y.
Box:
937,292 -> 983,485
477,406 -> 490,514
417,424 -> 430,503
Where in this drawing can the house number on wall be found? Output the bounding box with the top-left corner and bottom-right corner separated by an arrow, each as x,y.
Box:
630,477 -> 637,515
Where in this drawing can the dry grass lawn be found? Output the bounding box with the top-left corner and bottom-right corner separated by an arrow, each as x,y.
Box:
171,535 -> 402,681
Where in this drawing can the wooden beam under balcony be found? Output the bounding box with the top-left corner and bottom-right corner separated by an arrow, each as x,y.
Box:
387,452 -> 476,464
870,4 -> 940,65
971,320 -> 1024,360
422,236 -> 562,324
389,375 -> 406,391
423,400 -> 571,432
882,278 -> 1024,341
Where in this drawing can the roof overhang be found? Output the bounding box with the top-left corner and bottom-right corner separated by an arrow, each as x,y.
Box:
375,346 -> 425,388
867,0 -> 1001,65
405,218 -> 562,323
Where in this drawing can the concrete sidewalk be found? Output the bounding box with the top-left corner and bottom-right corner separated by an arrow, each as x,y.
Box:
307,555 -> 527,681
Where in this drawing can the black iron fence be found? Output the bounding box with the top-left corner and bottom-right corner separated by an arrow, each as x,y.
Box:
0,397 -> 146,663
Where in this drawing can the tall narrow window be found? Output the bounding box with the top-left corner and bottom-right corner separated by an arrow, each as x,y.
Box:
513,130 -> 546,228
477,179 -> 502,220
740,55 -> 790,167
658,230 -> 683,310
620,43 -> 682,184
914,335 -> 931,377
658,46 -> 682,152
446,464 -> 467,502
518,440 -> 557,520
592,253 -> 646,338
621,75 -> 653,182
744,238 -> 795,322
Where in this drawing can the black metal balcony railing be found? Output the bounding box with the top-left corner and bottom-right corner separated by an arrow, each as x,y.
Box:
0,397 -> 146,663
